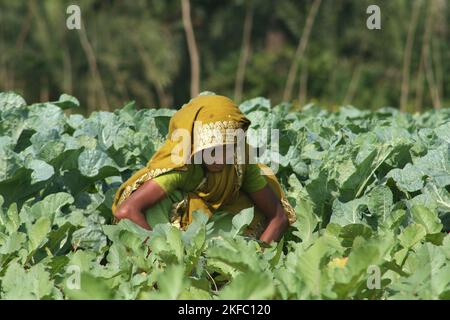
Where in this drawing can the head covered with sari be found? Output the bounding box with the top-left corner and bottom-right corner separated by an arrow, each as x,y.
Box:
112,94 -> 296,228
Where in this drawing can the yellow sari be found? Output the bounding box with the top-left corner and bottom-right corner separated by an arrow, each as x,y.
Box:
112,95 -> 296,237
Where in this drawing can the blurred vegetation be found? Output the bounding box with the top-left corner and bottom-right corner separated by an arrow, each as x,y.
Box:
0,0 -> 448,114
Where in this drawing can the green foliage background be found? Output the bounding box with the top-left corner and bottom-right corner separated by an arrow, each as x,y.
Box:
0,0 -> 449,113
0,92 -> 449,299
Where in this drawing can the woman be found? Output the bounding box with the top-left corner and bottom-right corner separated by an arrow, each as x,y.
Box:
112,94 -> 296,244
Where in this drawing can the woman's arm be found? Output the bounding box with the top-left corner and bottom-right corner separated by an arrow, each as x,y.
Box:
114,180 -> 167,230
249,185 -> 289,244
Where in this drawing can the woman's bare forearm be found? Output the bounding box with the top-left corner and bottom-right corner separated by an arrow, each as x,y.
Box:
259,207 -> 289,243
114,180 -> 166,230
249,185 -> 289,244
125,206 -> 152,230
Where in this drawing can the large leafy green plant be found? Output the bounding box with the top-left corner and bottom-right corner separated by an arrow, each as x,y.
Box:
0,92 -> 449,300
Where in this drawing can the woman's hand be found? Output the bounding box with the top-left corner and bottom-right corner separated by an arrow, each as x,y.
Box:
114,180 -> 167,230
249,185 -> 289,244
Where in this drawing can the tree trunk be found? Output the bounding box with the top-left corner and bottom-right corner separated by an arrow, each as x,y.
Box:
62,47 -> 72,94
297,58 -> 308,107
87,77 -> 96,115
400,0 -> 421,112
343,65 -> 362,106
234,1 -> 254,103
431,0 -> 445,104
181,0 -> 200,98
422,1 -> 441,109
78,20 -> 110,110
414,54 -> 425,113
283,0 -> 321,102
432,37 -> 444,103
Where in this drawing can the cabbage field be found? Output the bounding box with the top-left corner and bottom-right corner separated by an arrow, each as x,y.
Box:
0,91 -> 449,300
